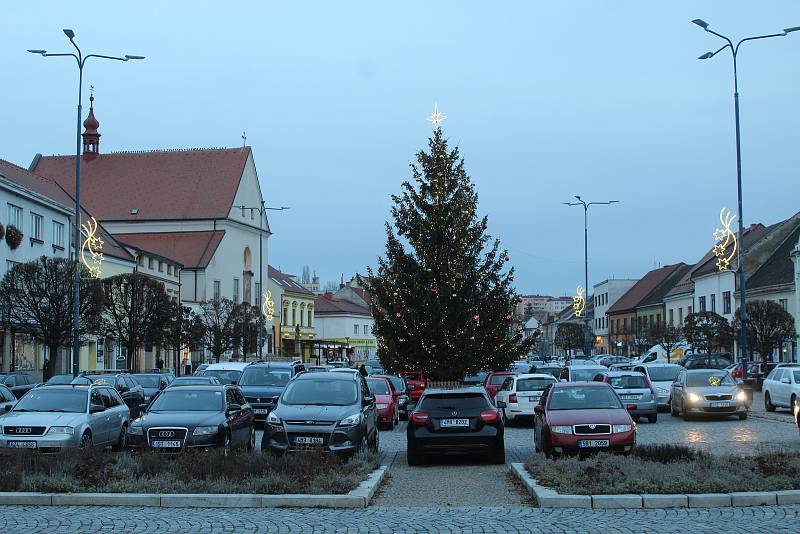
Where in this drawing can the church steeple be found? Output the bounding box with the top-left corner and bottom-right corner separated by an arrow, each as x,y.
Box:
82,90 -> 101,160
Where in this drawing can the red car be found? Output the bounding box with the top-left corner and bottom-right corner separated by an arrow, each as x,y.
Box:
367,377 -> 399,429
531,382 -> 636,457
398,371 -> 427,402
484,371 -> 515,398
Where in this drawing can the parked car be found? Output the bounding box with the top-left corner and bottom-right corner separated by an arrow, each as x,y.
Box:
483,371 -> 515,398
367,377 -> 399,429
726,361 -> 765,382
133,373 -> 170,403
509,361 -> 532,374
670,369 -> 748,420
594,371 -> 658,423
326,361 -> 349,369
373,374 -> 411,420
261,372 -> 378,458
196,362 -> 252,385
398,371 -> 427,402
304,365 -> 330,373
128,384 -> 254,453
364,359 -> 385,375
533,382 -> 636,457
78,372 -> 145,419
559,363 -> 606,383
763,365 -> 800,412
494,373 -> 558,424
193,363 -> 210,376
677,353 -> 733,370
632,363 -> 682,409
0,373 -> 37,399
0,384 -> 18,413
330,368 -> 361,376
167,376 -> 221,387
463,371 -> 488,386
407,387 -> 504,465
597,355 -> 631,368
529,364 -> 562,379
0,384 -> 130,451
238,362 -> 305,424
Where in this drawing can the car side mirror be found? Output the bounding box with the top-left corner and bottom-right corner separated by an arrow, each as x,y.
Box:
363,396 -> 374,406
4,404 -> 11,412
781,377 -> 791,384
496,400 -> 507,409
626,404 -> 637,411
117,385 -> 129,393
139,403 -> 148,412
533,405 -> 544,414
90,403 -> 105,414
227,403 -> 241,413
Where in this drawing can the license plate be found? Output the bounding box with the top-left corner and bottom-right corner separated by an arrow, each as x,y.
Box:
295,436 -> 324,445
254,409 -> 269,414
710,401 -> 730,408
621,395 -> 640,400
151,440 -> 182,448
6,441 -> 36,449
440,418 -> 470,427
578,439 -> 610,448
528,395 -> 541,402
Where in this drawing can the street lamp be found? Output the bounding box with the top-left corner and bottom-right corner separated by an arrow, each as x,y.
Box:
692,19 -> 799,377
563,196 -> 619,356
233,204 -> 289,358
29,30 -> 144,377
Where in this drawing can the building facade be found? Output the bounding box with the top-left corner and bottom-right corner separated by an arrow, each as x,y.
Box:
314,293 -> 376,362
592,279 -> 638,355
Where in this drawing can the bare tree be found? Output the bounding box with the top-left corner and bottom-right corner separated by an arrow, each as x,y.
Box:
199,298 -> 241,362
734,300 -> 796,362
649,320 -> 683,363
99,273 -> 172,372
683,311 -> 733,355
233,303 -> 260,361
555,323 -> 584,357
160,301 -> 204,373
0,257 -> 102,378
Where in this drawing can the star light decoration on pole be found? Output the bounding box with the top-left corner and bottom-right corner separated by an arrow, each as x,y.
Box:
572,286 -> 586,318
713,208 -> 738,271
80,216 -> 104,278
426,102 -> 447,129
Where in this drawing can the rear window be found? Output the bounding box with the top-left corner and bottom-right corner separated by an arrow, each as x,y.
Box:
533,367 -> 561,378
419,393 -> 489,411
647,367 -> 681,382
608,375 -> 648,389
516,378 -> 555,392
402,372 -> 423,381
570,368 -> 602,382
367,379 -> 391,396
490,374 -> 511,385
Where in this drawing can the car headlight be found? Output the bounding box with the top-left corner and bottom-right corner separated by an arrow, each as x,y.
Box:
687,392 -> 702,403
551,425 -> 573,434
656,387 -> 668,394
612,424 -> 632,433
340,413 -> 362,426
736,390 -> 747,401
46,426 -> 74,435
267,412 -> 281,425
127,426 -> 144,435
376,403 -> 389,409
192,426 -> 219,436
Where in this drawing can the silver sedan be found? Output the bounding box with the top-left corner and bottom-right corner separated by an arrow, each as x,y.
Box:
670,369 -> 748,421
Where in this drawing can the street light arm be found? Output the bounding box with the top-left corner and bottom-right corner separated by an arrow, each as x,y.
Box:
735,32 -> 790,55
84,53 -> 135,64
33,52 -> 81,67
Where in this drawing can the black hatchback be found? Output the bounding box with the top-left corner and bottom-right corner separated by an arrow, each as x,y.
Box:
406,387 -> 504,466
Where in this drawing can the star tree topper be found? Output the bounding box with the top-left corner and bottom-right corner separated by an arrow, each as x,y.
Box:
426,102 -> 447,129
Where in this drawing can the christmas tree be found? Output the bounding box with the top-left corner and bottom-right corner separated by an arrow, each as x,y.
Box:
363,114 -> 533,380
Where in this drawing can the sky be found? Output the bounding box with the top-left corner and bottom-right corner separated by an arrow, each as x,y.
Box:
2,1 -> 799,297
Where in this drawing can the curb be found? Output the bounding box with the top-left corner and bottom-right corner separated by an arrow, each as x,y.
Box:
0,465 -> 388,509
510,463 -> 800,509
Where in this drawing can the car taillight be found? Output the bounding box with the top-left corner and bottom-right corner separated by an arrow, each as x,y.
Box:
480,410 -> 500,423
509,393 -> 517,403
410,412 -> 429,425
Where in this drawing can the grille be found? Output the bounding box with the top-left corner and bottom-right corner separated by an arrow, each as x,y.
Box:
704,394 -> 733,401
246,396 -> 278,404
285,420 -> 336,426
147,428 -> 188,443
573,424 -> 611,435
287,433 -> 331,448
4,426 -> 46,436
704,406 -> 736,413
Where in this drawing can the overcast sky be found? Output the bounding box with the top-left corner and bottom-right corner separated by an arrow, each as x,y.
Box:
3,1 -> 799,296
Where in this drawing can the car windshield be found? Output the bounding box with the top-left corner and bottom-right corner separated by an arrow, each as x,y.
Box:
687,372 -> 734,387
82,375 -> 117,386
239,368 -> 291,387
516,378 -> 555,392
647,366 -> 681,382
148,390 -> 223,411
46,374 -> 75,385
199,370 -> 242,385
367,379 -> 391,395
14,389 -> 87,413
490,374 -> 511,385
171,378 -> 213,386
608,375 -> 648,389
570,369 -> 602,382
69,376 -> 93,385
134,375 -> 162,388
419,393 -> 489,410
465,372 -> 487,382
281,379 -> 358,406
548,387 -> 623,410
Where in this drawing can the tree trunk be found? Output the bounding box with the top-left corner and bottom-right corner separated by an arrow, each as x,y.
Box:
46,344 -> 59,380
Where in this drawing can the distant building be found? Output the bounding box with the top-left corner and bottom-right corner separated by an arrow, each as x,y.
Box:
314,292 -> 376,362
592,279 -> 638,355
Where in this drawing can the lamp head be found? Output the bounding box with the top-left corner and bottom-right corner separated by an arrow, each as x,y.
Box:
63,29 -> 75,39
124,54 -> 145,60
27,49 -> 47,55
574,195 -> 582,201
785,26 -> 800,34
609,200 -> 620,204
692,19 -> 709,30
698,52 -> 715,60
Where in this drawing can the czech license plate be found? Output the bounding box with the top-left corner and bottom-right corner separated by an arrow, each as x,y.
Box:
151,440 -> 182,448
440,418 -> 470,428
710,401 -> 730,408
528,395 -> 541,402
254,409 -> 269,414
621,395 -> 640,400
295,436 -> 324,445
577,439 -> 610,448
6,441 -> 36,449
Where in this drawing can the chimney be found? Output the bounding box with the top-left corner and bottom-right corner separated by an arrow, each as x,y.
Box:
323,292 -> 334,300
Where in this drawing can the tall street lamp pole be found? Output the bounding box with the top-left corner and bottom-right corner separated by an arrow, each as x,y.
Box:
234,204 -> 289,359
692,19 -> 799,376
29,30 -> 144,377
563,196 -> 619,357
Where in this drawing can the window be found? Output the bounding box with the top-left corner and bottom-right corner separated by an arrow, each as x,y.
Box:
7,204 -> 22,228
148,258 -> 154,269
307,309 -> 312,327
53,221 -> 64,248
282,306 -> 288,326
158,261 -> 164,273
710,294 -> 716,313
255,282 -> 261,308
723,292 -> 732,314
30,212 -> 43,241
300,306 -> 305,327
687,306 -> 692,315
678,307 -> 683,324
780,299 -> 788,311
213,280 -> 221,301
354,324 -> 359,335
291,306 -> 296,325
669,309 -> 674,325
699,296 -> 706,313
138,255 -> 144,267
233,278 -> 240,303
167,265 -> 173,275
623,318 -> 628,332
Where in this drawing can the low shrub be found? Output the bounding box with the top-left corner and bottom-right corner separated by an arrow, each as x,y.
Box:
0,448 -> 379,495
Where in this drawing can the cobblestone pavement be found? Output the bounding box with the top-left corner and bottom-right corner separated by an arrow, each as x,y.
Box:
3,504 -> 800,533
750,391 -> 797,424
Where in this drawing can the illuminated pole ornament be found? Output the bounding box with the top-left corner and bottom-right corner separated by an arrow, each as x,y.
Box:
572,286 -> 586,318
262,289 -> 275,321
426,102 -> 447,130
80,216 -> 104,278
713,208 -> 738,271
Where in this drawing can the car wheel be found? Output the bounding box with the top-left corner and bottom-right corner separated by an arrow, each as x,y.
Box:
407,443 -> 422,466
670,400 -> 679,417
792,395 -> 797,413
223,432 -> 232,457
647,413 -> 658,424
632,416 -> 641,423
501,408 -> 508,426
369,428 -> 380,453
490,442 -> 505,464
681,401 -> 693,421
765,391 -> 776,412
738,412 -> 748,420
247,427 -> 255,451
112,425 -> 128,452
79,431 -> 92,449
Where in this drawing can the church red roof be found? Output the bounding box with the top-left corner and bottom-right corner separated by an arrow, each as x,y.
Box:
113,231 -> 225,269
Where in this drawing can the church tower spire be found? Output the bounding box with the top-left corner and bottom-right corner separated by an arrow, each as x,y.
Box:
82,89 -> 101,160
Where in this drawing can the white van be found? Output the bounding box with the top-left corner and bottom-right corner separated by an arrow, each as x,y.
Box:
196,362 -> 251,385
633,343 -> 693,365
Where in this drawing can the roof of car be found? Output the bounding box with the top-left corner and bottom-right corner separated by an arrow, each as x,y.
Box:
294,371 -> 356,381
203,362 -> 252,371
423,386 -> 487,395
244,362 -> 293,368
602,370 -> 645,377
640,363 -> 682,368
552,381 -> 610,389
684,368 -> 730,374
568,363 -> 605,369
516,373 -> 558,380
